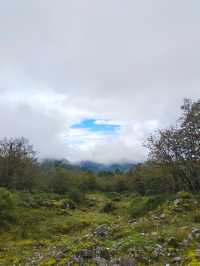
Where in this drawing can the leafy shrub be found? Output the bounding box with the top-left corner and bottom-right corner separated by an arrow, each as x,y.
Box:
177,191 -> 192,199
68,189 -> 85,204
18,192 -> 37,208
0,187 -> 16,227
102,202 -> 116,213
107,192 -> 121,202
112,197 -> 121,202
129,195 -> 167,217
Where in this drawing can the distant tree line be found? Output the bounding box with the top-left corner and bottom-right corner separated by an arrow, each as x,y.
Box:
0,98 -> 199,195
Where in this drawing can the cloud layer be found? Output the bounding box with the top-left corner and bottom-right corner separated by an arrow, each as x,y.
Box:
0,1 -> 200,162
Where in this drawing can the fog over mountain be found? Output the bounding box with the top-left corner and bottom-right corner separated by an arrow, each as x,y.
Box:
0,1 -> 200,162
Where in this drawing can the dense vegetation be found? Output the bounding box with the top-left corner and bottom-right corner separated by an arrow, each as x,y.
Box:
0,99 -> 200,265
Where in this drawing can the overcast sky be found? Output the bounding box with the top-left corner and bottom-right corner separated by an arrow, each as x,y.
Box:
0,1 -> 200,163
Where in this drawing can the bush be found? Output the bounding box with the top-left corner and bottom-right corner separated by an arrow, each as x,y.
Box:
102,202 -> 116,213
129,195 -> 166,217
177,191 -> 192,199
106,192 -> 121,202
0,187 -> 16,227
68,189 -> 85,204
18,192 -> 36,208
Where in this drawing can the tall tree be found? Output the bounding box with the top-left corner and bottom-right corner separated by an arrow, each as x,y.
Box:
146,99 -> 200,192
0,137 -> 37,190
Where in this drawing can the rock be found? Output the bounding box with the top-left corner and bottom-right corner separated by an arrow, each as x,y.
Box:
60,200 -> 76,210
128,219 -> 137,224
93,224 -> 110,237
120,256 -> 136,266
93,257 -> 108,266
76,248 -> 94,259
191,228 -> 200,238
167,247 -> 177,257
74,246 -> 110,262
188,228 -> 200,240
134,254 -> 148,264
174,199 -> 182,206
96,247 -> 110,260
172,256 -> 181,263
181,239 -> 189,247
60,201 -> 70,209
153,215 -> 160,220
153,244 -> 164,258
160,213 -> 166,219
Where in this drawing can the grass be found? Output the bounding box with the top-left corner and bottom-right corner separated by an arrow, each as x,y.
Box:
0,190 -> 200,265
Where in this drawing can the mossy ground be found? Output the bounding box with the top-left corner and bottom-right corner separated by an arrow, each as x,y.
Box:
1,191 -> 200,265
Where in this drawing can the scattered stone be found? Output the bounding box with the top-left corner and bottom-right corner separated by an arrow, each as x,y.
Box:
174,199 -> 182,207
160,213 -> 166,219
153,244 -> 164,258
96,247 -> 110,260
73,246 -> 111,263
189,228 -> 200,240
76,248 -> 94,259
93,257 -> 108,266
153,215 -> 160,220
181,239 -> 189,247
120,255 -> 136,266
93,224 -> 110,237
172,256 -> 181,263
128,219 -> 137,224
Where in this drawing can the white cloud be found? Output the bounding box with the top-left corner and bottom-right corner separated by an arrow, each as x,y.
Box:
94,119 -> 128,126
0,1 -> 200,162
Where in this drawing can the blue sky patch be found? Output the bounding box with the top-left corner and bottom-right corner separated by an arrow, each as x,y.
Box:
71,119 -> 120,134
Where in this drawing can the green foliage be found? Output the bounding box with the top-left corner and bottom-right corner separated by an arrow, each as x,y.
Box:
129,195 -> 167,217
47,168 -> 70,194
79,172 -> 97,190
177,191 -> 192,199
0,137 -> 38,191
102,201 -> 116,213
146,99 -> 200,192
0,187 -> 16,227
113,175 -> 128,192
68,189 -> 85,204
0,190 -> 200,265
126,162 -> 175,195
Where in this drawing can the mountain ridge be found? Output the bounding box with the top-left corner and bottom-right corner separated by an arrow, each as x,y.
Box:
40,158 -> 137,173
